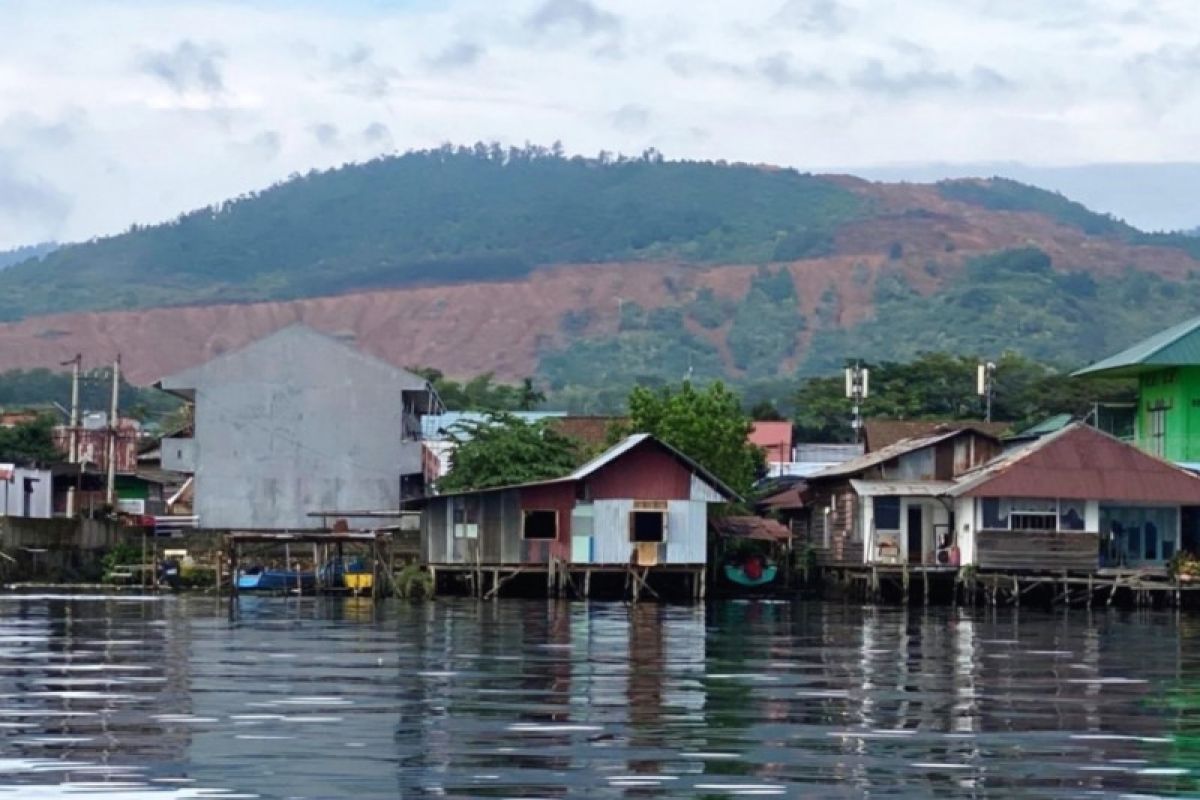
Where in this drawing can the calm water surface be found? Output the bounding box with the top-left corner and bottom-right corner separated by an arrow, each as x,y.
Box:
0,595 -> 1198,798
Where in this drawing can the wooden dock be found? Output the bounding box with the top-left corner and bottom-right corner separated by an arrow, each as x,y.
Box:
819,563 -> 1200,608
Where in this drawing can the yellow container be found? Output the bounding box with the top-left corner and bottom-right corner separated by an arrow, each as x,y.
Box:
345,572 -> 374,593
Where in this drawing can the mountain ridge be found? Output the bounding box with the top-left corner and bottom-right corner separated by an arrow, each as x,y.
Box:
0,148 -> 1196,409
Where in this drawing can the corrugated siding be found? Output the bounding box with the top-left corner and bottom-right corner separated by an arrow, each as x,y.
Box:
500,490 -> 522,563
481,492 -> 504,563
520,483 -> 575,563
571,503 -> 595,564
588,444 -> 691,500
593,499 -> 635,564
665,500 -> 707,564
423,499 -> 447,563
588,498 -> 707,565
689,474 -> 724,503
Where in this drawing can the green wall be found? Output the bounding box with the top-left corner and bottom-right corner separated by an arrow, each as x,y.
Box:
1137,366 -> 1200,462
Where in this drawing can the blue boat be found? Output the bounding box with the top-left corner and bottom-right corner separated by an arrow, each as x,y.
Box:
236,567 -> 316,592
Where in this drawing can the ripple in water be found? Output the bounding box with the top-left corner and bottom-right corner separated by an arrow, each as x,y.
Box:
0,594 -> 1196,797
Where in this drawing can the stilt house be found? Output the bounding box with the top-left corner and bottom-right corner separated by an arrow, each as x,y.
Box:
420,434 -> 737,574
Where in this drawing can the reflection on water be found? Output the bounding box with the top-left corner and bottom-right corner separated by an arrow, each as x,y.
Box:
0,595 -> 1198,798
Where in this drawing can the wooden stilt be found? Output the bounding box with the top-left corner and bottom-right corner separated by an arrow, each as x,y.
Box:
584,569 -> 591,599
923,568 -> 929,607
1087,574 -> 1093,609
699,566 -> 706,600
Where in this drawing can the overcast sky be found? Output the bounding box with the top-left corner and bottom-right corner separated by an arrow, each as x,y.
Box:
2,0 -> 1199,249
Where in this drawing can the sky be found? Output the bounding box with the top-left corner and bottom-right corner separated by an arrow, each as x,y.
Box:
3,0 -> 1200,250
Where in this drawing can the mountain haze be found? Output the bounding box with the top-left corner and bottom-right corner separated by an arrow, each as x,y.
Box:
0,147 -> 1196,410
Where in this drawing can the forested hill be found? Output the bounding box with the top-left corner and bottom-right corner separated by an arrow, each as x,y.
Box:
0,147 -> 863,320
0,146 -> 1198,410
4,145 -> 1198,322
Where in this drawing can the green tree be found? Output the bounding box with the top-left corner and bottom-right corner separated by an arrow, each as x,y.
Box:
0,415 -> 60,465
438,412 -> 583,492
791,351 -> 1136,442
617,381 -> 762,496
409,368 -> 545,412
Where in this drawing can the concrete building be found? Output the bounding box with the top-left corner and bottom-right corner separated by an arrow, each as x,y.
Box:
156,325 -> 442,530
0,464 -> 53,519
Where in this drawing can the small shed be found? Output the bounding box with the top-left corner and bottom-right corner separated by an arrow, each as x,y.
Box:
420,434 -> 737,574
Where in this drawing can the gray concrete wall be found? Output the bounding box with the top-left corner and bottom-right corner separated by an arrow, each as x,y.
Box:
0,517 -> 125,582
162,326 -> 430,530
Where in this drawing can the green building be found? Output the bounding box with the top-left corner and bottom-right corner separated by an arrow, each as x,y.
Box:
1074,314 -> 1200,468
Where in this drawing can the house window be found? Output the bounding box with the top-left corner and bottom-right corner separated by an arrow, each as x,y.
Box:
452,497 -> 479,539
522,509 -> 558,540
1059,501 -> 1086,531
981,498 -> 1007,529
1008,498 -> 1057,531
874,497 -> 901,530
630,510 -> 667,543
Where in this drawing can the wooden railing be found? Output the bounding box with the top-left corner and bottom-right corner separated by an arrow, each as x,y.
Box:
975,529 -> 1099,571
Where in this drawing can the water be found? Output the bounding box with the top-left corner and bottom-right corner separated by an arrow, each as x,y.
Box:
0,596 -> 1198,799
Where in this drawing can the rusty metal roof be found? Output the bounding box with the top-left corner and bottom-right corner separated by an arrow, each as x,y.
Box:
863,419 -> 1010,452
809,427 -> 992,481
850,479 -> 956,497
948,423 -> 1200,503
711,515 -> 791,542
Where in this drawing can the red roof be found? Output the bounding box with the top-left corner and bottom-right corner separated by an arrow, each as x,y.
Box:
711,516 -> 792,542
749,421 -> 792,461
951,423 -> 1200,503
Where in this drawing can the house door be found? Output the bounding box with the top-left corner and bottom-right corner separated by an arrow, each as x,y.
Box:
907,506 -> 923,565
22,478 -> 35,518
1183,507 -> 1200,555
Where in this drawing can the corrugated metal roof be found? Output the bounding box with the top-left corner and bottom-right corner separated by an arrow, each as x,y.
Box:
1073,314 -> 1200,377
711,516 -> 791,542
809,427 -> 987,481
864,419 -> 1010,452
850,479 -> 956,497
430,434 -> 740,502
421,411 -> 566,440
1007,413 -> 1075,440
948,422 -> 1200,503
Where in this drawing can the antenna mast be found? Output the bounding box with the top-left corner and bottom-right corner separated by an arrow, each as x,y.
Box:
844,361 -> 869,443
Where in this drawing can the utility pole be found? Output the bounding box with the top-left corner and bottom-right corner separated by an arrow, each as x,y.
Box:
106,355 -> 120,508
977,361 -> 996,423
844,361 -> 869,444
61,354 -> 81,516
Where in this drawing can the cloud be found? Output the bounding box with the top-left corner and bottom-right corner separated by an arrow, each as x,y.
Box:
772,0 -> 851,35
139,40 -> 226,95
427,41 -> 485,70
757,53 -> 831,89
329,44 -> 399,98
852,59 -> 961,95
609,103 -> 650,132
310,123 -> 339,147
2,0 -> 1199,250
231,131 -> 283,161
526,0 -> 622,39
362,122 -> 394,150
0,154 -> 71,244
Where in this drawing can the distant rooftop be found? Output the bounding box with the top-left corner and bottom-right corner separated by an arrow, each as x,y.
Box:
1073,314 -> 1200,378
